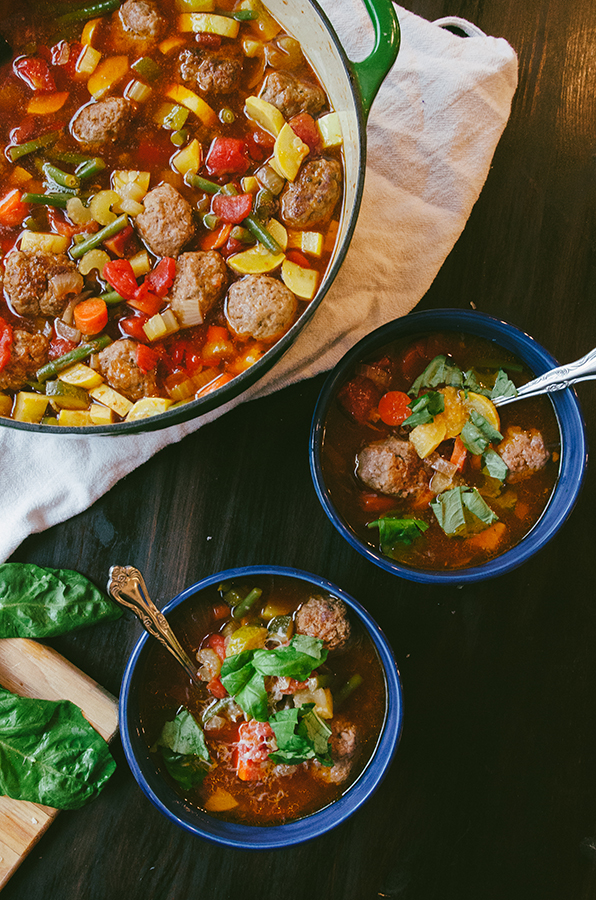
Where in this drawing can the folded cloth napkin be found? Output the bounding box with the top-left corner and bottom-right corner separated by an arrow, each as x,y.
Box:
0,2 -> 518,563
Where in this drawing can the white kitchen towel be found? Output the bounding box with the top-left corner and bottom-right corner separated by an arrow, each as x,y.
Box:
0,2 -> 518,562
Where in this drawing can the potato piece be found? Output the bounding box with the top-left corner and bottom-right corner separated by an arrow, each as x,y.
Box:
293,686 -> 334,719
0,393 -> 12,416
12,392 -> 48,423
89,403 -> 115,425
57,409 -> 93,427
88,383 -> 133,418
172,138 -> 202,175
317,112 -> 343,148
126,397 -> 173,421
203,788 -> 238,812
20,232 -> 69,254
409,420 -> 447,459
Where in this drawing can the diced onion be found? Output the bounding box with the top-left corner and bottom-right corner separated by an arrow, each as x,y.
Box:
256,163 -> 285,195
429,470 -> 455,494
54,317 -> 81,343
428,453 -> 457,477
50,270 -> 84,298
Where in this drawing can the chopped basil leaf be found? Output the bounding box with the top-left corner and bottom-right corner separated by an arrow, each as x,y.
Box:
408,355 -> 464,396
298,706 -> 333,761
461,410 -> 503,454
431,486 -> 499,536
268,705 -> 332,766
368,516 -> 429,556
482,447 -> 509,481
403,390 -> 445,427
154,709 -> 211,791
234,669 -> 270,722
219,650 -> 256,696
462,368 -> 492,397
490,368 -> 518,400
253,636 -> 327,679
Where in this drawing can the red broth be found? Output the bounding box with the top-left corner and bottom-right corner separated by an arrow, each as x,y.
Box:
138,574 -> 386,825
320,331 -> 561,571
0,0 -> 343,425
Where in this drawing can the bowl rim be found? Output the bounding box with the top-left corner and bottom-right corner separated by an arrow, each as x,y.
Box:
119,565 -> 404,849
309,308 -> 588,584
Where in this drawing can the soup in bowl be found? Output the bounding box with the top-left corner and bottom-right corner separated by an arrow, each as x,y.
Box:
119,566 -> 403,848
310,309 -> 587,583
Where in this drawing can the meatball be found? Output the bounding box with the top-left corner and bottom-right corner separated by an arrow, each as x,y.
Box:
0,329 -> 49,392
294,594 -> 351,652
225,274 -> 296,341
312,717 -> 359,785
168,251 -> 227,327
178,45 -> 243,95
119,0 -> 165,37
356,435 -> 429,498
280,158 -> 342,230
497,426 -> 550,482
260,70 -> 326,118
98,339 -> 158,401
70,98 -> 133,146
135,184 -> 195,258
4,251 -> 84,318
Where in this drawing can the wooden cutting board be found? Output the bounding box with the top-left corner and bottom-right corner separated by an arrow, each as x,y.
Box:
0,638 -> 119,890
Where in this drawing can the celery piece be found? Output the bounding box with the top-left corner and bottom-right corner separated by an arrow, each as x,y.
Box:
131,56 -> 162,83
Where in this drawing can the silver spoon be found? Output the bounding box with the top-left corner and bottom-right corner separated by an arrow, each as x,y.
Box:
492,347 -> 596,407
107,565 -> 200,684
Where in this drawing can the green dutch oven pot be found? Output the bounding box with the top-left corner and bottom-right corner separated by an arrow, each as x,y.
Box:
6,0 -> 400,435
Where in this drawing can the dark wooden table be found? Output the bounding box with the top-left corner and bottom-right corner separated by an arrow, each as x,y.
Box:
4,1 -> 596,898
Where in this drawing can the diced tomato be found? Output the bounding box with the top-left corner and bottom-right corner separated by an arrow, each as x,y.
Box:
119,314 -> 149,343
9,117 -> 36,145
359,492 -> 398,514
288,112 -> 321,152
136,343 -> 159,373
400,339 -> 429,384
0,189 -> 29,227
144,256 -> 176,297
195,32 -> 221,49
14,57 -> 56,92
220,236 -> 245,258
129,282 -> 163,317
60,42 -> 83,80
337,373 -> 381,423
207,674 -> 227,699
275,677 -> 308,694
378,390 -> 411,426
211,192 -> 253,224
208,633 -> 226,661
103,258 -> 138,301
48,206 -> 98,237
236,720 -> 275,781
211,602 -> 229,621
205,136 -> 250,176
136,134 -> 174,168
49,336 -> 76,360
0,318 -> 13,372
285,249 -> 310,268
104,224 -> 136,258
251,129 -> 275,149
50,40 -> 71,67
245,130 -> 274,161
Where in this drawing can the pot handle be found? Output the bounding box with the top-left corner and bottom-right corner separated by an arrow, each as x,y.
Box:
351,0 -> 401,120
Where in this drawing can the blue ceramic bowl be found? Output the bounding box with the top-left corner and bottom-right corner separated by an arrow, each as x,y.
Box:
119,566 -> 403,849
310,309 -> 588,584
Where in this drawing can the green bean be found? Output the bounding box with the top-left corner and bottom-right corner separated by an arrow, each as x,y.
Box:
49,150 -> 92,166
100,290 -> 124,306
185,173 -> 220,194
334,673 -> 363,709
202,212 -> 220,231
56,0 -> 121,25
232,587 -> 263,620
22,192 -> 70,209
243,214 -> 282,253
69,214 -> 129,259
36,335 -> 112,383
42,163 -> 79,190
8,130 -> 61,162
231,9 -> 259,19
75,157 -> 106,180
230,225 -> 253,243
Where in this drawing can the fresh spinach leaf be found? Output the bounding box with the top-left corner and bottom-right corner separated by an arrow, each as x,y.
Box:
408,355 -> 464,396
431,486 -> 499,536
490,369 -> 518,400
368,516 -> 428,556
219,650 -> 257,695
0,686 -> 116,809
252,636 -> 327,680
0,563 -> 122,638
155,709 -> 211,791
268,706 -> 332,766
461,410 -> 503,455
462,368 -> 492,397
403,391 -> 445,428
482,447 -> 509,482
234,669 -> 270,722
298,707 -> 333,762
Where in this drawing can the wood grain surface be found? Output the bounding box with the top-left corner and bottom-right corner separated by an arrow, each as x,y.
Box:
3,1 -> 596,899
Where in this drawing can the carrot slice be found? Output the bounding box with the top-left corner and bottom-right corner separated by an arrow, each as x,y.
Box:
74,298 -> 108,335
199,222 -> 232,251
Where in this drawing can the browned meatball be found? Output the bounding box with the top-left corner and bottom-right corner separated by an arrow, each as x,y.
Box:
294,594 -> 351,652
225,274 -> 296,341
98,339 -> 158,401
70,98 -> 133,146
178,45 -> 243,95
280,158 -> 342,230
168,251 -> 227,327
135,184 -> 195,258
0,329 -> 49,392
497,426 -> 550,482
356,435 -> 429,498
312,717 -> 359,785
119,0 -> 164,37
260,71 -> 326,118
4,251 -> 84,318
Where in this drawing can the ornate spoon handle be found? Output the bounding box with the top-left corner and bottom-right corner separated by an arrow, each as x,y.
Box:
493,347 -> 596,407
107,565 -> 200,684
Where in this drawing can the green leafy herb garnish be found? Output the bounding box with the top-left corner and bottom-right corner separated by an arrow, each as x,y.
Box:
368,516 -> 428,557
268,705 -> 332,766
155,709 -> 211,791
431,486 -> 499,536
490,368 -> 518,401
460,410 -> 503,455
403,391 -> 445,427
482,447 -> 509,482
408,355 -> 464,396
0,563 -> 122,639
0,686 -> 116,809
